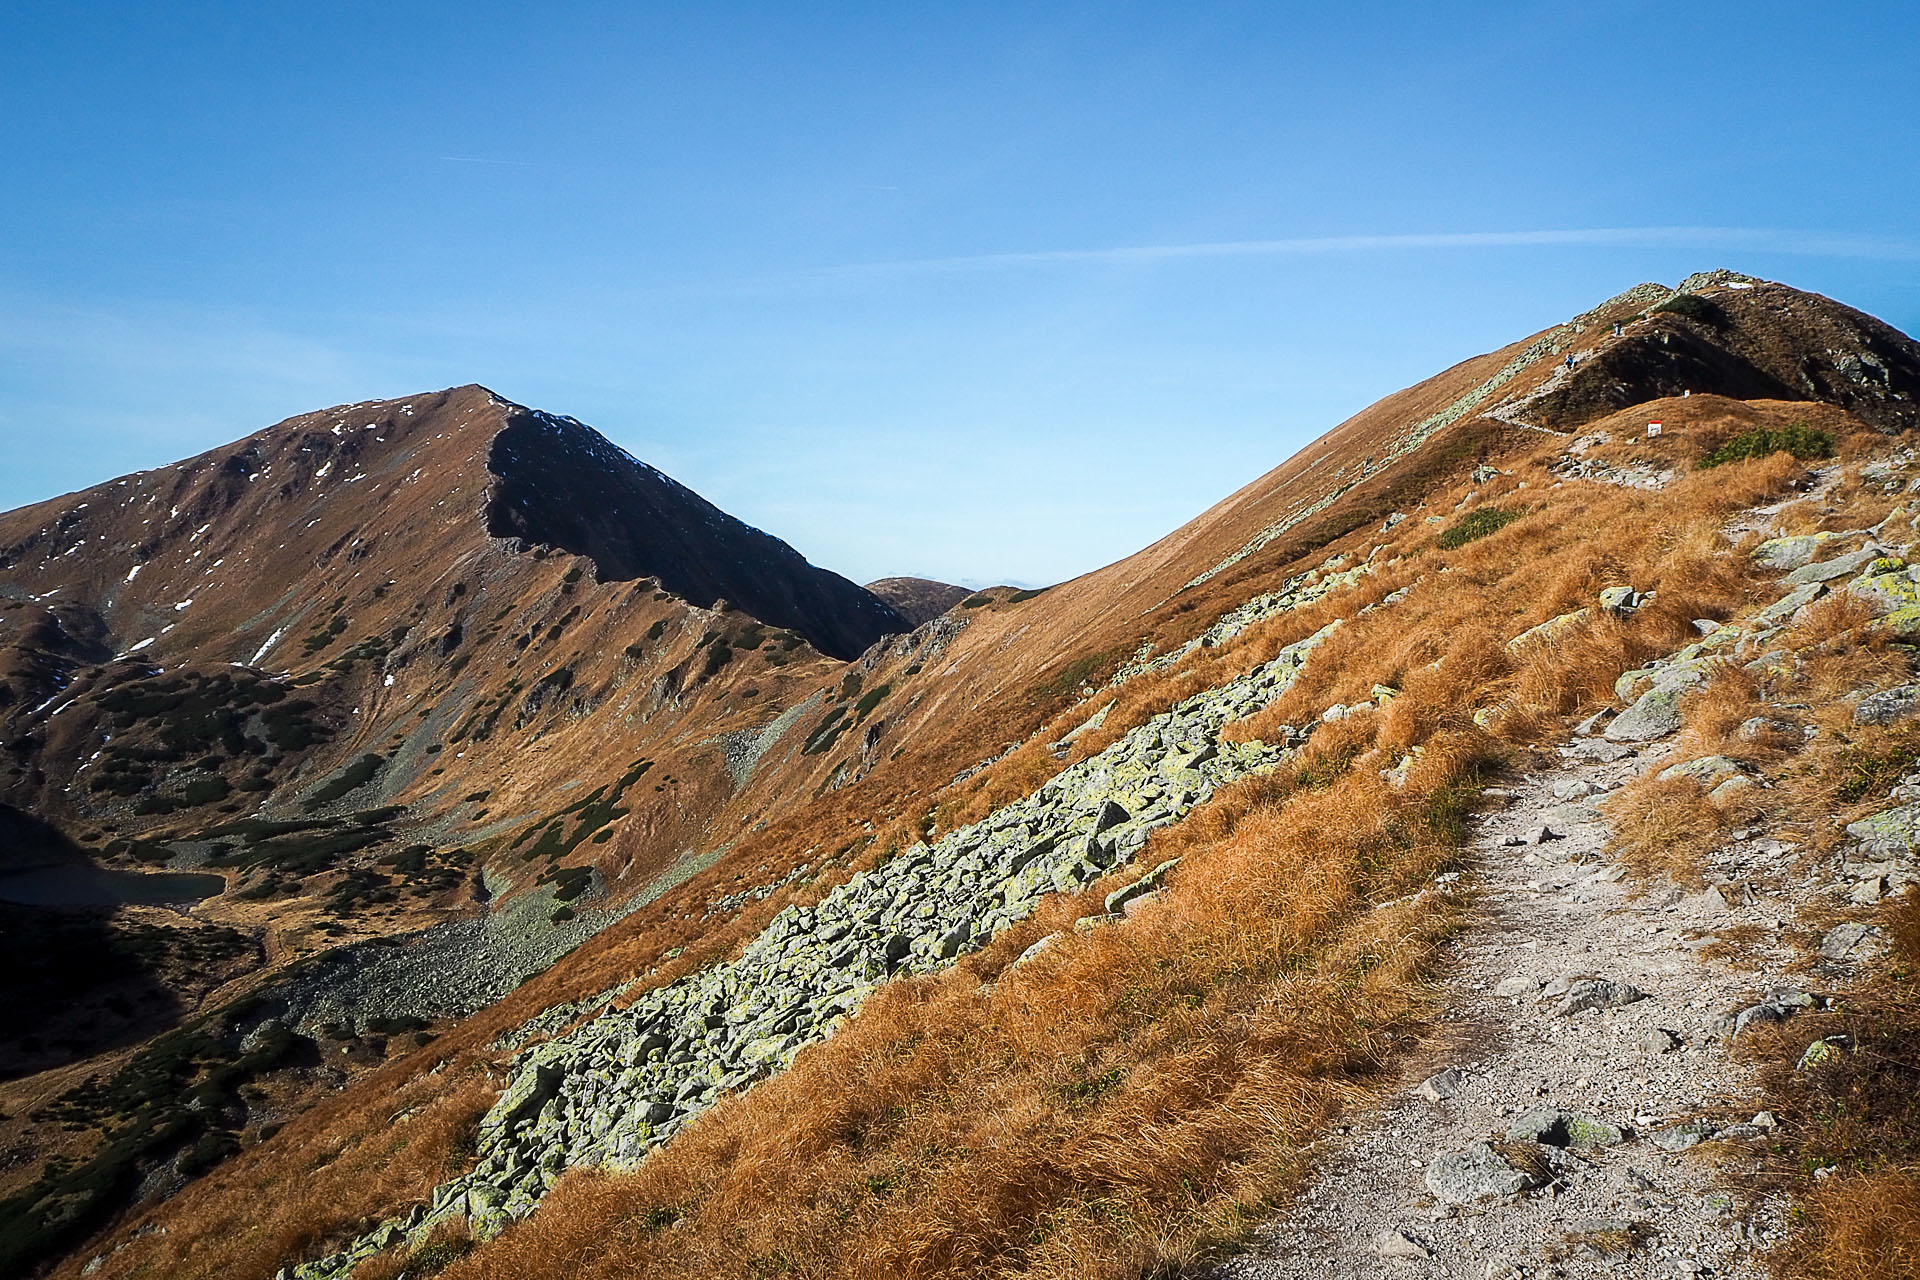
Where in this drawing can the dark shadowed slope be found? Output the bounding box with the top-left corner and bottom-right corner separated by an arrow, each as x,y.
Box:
485,407 -> 906,660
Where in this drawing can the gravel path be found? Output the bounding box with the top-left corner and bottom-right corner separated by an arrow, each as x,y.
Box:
1212,732 -> 1804,1280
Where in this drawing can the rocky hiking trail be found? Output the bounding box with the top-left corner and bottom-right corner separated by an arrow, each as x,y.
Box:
1212,733 -> 1796,1280
1214,489 -> 1920,1278
264,456 -> 1920,1280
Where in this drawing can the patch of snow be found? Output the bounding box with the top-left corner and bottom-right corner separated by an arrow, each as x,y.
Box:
248,626 -> 286,666
174,599 -> 193,610
122,637 -> 156,655
126,564 -> 142,582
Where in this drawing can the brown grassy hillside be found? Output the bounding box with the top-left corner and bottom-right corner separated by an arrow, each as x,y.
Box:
7,272 -> 1919,1279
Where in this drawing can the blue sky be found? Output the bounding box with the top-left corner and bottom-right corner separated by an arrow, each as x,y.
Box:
3,3 -> 1916,587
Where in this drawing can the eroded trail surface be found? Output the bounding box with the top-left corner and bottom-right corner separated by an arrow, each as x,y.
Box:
1216,735 -> 1802,1279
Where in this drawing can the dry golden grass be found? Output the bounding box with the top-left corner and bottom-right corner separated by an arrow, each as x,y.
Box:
93,1068 -> 495,1280
1600,777 -> 1729,886
419,757 -> 1476,1280
1759,892 -> 1920,1280
78,417 -> 1847,1280
1784,1169 -> 1920,1280
376,435 -> 1797,1280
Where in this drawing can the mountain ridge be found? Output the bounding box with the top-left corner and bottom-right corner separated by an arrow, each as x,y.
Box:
6,271 -> 1920,1280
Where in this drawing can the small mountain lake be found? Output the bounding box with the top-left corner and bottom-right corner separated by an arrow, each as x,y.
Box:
0,866 -> 226,907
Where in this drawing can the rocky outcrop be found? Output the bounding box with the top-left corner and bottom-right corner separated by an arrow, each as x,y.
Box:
1520,275 -> 1920,434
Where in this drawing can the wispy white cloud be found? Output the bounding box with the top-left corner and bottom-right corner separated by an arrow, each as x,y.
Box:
810,226 -> 1920,277
438,155 -> 543,167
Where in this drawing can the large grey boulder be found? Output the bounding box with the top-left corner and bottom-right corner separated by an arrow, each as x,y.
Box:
1751,532 -> 1846,571
479,1045 -> 568,1139
1605,684 -> 1690,742
1820,922 -> 1888,962
1854,684 -> 1920,727
1784,545 -> 1886,586
1846,804 -> 1920,859
1649,1119 -> 1719,1151
1750,581 -> 1828,627
1658,755 -> 1744,788
1103,857 -> 1179,915
1425,1140 -> 1567,1203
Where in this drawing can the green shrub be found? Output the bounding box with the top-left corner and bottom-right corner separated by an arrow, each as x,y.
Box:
854,683 -> 892,721
1437,505 -> 1524,550
1700,423 -> 1835,469
803,706 -> 849,756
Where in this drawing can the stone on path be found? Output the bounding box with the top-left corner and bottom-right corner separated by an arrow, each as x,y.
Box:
1845,803 -> 1920,859
1416,1067 -> 1463,1102
1819,921 -> 1888,962
1638,1027 -> 1682,1054
1550,978 -> 1648,1018
1504,1105 -> 1625,1148
1649,1119 -> 1719,1152
1424,1140 -> 1566,1204
1371,1228 -> 1431,1260
1605,682 -> 1693,742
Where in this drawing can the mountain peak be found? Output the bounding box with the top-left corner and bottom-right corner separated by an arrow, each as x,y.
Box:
482,402 -> 905,658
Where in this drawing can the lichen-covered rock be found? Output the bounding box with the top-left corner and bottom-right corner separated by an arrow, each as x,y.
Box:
1504,1106 -> 1624,1148
1605,684 -> 1691,742
1710,775 -> 1759,805
1657,755 -> 1744,788
1783,545 -> 1888,586
1103,858 -> 1179,915
1846,804 -> 1920,859
1508,608 -> 1589,651
1751,580 -> 1827,627
1751,531 -> 1846,571
1849,561 -> 1920,615
1819,922 -> 1888,962
1597,585 -> 1638,612
1649,1119 -> 1719,1151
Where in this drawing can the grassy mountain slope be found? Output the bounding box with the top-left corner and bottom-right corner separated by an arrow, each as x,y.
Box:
6,272 -> 1920,1279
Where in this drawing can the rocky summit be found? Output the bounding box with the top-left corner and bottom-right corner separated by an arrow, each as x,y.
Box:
8,272 -> 1920,1280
